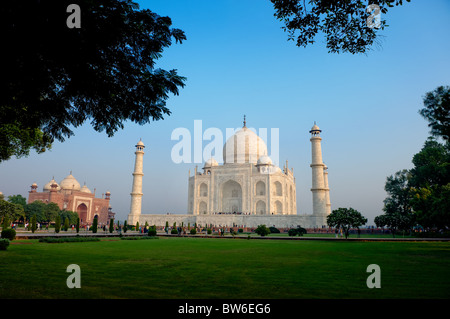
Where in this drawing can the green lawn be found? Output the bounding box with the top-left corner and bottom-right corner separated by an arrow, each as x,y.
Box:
1,237 -> 449,299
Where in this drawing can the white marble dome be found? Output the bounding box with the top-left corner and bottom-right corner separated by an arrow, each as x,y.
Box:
223,127 -> 268,164
43,178 -> 60,192
60,173 -> 81,191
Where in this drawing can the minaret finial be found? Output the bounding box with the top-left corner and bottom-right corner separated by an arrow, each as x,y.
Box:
243,115 -> 246,127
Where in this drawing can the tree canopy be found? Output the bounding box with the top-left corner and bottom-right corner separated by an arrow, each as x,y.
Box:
376,86 -> 450,233
326,207 -> 367,239
419,86 -> 450,141
0,0 -> 186,162
271,0 -> 410,54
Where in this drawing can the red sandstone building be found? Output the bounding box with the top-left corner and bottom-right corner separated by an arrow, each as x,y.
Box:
28,172 -> 114,225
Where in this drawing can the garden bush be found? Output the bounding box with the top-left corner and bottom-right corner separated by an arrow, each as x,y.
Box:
148,226 -> 157,236
171,228 -> 178,234
207,228 -> 212,234
254,225 -> 271,237
269,227 -> 280,233
288,227 -> 307,236
190,228 -> 197,235
0,239 -> 10,250
1,228 -> 16,241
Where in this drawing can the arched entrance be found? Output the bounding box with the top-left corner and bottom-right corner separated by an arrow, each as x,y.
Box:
256,200 -> 266,215
77,203 -> 88,224
199,201 -> 207,214
220,180 -> 242,213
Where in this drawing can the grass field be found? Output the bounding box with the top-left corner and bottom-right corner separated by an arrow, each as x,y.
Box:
0,236 -> 449,299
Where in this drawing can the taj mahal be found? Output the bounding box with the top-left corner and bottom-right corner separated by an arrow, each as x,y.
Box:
127,119 -> 331,229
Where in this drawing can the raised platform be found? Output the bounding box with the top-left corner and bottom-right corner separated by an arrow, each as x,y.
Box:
130,213 -> 328,228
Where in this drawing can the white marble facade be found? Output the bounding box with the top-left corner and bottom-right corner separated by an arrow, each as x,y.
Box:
128,121 -> 331,228
187,124 -> 297,216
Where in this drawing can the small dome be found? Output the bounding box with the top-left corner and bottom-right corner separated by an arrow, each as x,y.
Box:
257,155 -> 272,165
60,173 -> 81,191
136,140 -> 144,147
204,158 -> 219,168
43,178 -> 60,192
80,184 -> 92,194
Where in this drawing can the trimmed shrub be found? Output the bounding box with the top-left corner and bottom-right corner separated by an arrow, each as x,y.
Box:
254,225 -> 271,237
190,228 -> 197,235
148,226 -> 157,236
64,217 -> 69,231
288,226 -> 307,236
123,220 -> 128,233
0,239 -> 10,250
39,237 -> 100,243
238,228 -> 243,233
31,215 -> 37,233
92,217 -> 98,233
109,218 -> 114,233
1,228 -> 16,241
2,216 -> 10,230
269,226 -> 280,233
76,217 -> 80,233
207,228 -> 212,235
171,228 -> 178,234
55,215 -> 61,233
288,228 -> 298,236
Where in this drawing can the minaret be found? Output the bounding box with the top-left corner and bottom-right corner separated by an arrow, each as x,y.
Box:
128,139 -> 145,226
323,165 -> 331,215
310,123 -> 328,222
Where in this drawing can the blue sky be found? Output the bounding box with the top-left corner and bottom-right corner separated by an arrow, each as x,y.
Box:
1,0 -> 449,225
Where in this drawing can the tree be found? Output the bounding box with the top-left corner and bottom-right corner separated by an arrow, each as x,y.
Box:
109,218 -> 114,234
419,86 -> 450,141
0,199 -> 25,225
123,220 -> 128,233
44,202 -> 61,224
63,217 -> 69,231
377,169 -> 416,236
55,215 -> 61,233
409,138 -> 450,230
60,210 -> 79,225
2,215 -> 9,229
7,195 -> 27,210
374,212 -> 414,238
76,217 -> 80,234
92,217 -> 98,233
327,207 -> 367,239
271,0 -> 409,54
254,224 -> 271,237
30,215 -> 37,233
25,201 -> 46,223
0,0 -> 186,162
